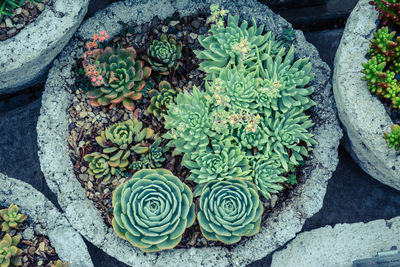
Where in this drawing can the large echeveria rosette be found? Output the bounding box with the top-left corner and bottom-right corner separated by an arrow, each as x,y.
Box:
112,169 -> 195,252
197,179 -> 263,244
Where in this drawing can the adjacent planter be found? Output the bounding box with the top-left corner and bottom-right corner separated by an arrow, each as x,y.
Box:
37,0 -> 342,266
0,173 -> 94,267
0,0 -> 90,94
333,0 -> 400,190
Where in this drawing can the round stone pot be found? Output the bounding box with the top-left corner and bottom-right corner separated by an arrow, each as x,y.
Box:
0,0 -> 90,94
37,0 -> 342,266
333,0 -> 400,190
0,173 -> 94,267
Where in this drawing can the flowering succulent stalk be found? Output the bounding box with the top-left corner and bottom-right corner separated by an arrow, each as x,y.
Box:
206,4 -> 229,26
0,204 -> 27,232
197,179 -> 263,244
0,233 -> 22,267
146,34 -> 182,75
112,169 -> 195,252
86,47 -> 151,111
384,124 -> 400,150
147,81 -> 180,118
369,0 -> 400,26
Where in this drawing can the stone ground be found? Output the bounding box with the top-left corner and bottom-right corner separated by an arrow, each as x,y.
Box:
2,0 -> 400,266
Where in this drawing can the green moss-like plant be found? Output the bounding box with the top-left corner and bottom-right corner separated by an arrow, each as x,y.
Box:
0,204 -> 27,232
0,233 -> 22,267
197,179 -> 263,244
86,47 -> 151,111
146,34 -> 182,75
384,124 -> 400,150
112,169 -> 195,252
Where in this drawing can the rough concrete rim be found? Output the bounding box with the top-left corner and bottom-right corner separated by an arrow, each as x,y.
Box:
37,0 -> 342,266
333,0 -> 400,190
0,0 -> 90,94
0,173 -> 94,267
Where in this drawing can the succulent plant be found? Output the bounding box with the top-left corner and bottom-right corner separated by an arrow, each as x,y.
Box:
205,66 -> 261,112
147,81 -> 180,118
50,260 -> 69,267
112,169 -> 195,252
263,108 -> 315,171
86,47 -> 151,111
0,204 -> 27,232
146,34 -> 182,75
0,233 -> 22,267
147,138 -> 166,168
384,124 -> 400,150
368,27 -> 400,72
182,139 -> 251,184
196,179 -> 263,244
258,45 -> 315,113
163,87 -> 217,154
83,152 -> 114,182
249,155 -> 287,199
238,123 -> 268,152
196,14 -> 284,78
369,0 -> 400,26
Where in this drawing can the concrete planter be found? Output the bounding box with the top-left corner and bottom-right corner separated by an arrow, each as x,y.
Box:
333,0 -> 400,190
0,0 -> 90,95
37,0 -> 341,266
0,173 -> 93,267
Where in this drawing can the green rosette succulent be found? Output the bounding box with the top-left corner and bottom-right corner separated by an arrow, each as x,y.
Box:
112,169 -> 195,252
83,152 -> 114,182
87,47 -> 151,111
182,139 -> 251,184
196,179 -> 263,244
196,14 -> 284,78
0,204 -> 27,232
146,34 -> 182,75
163,87 -> 217,154
0,233 -> 22,267
249,155 -> 287,199
147,138 -> 167,168
238,124 -> 268,153
263,108 -> 315,171
258,45 -> 315,114
147,81 -> 180,118
384,124 -> 400,150
205,66 -> 261,112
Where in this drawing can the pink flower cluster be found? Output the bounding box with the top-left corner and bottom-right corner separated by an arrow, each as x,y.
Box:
82,30 -> 110,87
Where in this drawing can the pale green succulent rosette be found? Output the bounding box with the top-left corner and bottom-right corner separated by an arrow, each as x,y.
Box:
84,152 -> 113,182
0,233 -> 22,267
197,179 -> 263,244
0,204 -> 27,232
263,108 -> 315,171
104,119 -> 135,149
196,14 -> 284,78
182,140 -> 251,184
163,87 -> 217,154
112,169 -> 195,252
249,155 -> 287,199
237,124 -> 268,152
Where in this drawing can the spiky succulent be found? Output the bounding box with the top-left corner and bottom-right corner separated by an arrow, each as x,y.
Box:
369,0 -> 400,26
384,124 -> 400,150
163,87 -> 218,154
196,179 -> 263,244
147,81 -> 180,118
84,119 -> 155,182
195,14 -> 284,78
146,34 -> 182,75
249,155 -> 287,199
263,108 -> 315,170
0,233 -> 22,267
0,204 -> 27,232
87,47 -> 151,110
147,138 -> 167,168
258,45 -> 315,113
112,169 -> 195,252
182,139 -> 251,184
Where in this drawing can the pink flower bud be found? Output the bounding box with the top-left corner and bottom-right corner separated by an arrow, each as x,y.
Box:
100,30 -> 106,36
92,77 -> 97,82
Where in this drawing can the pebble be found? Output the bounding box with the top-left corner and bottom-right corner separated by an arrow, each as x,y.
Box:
16,24 -> 24,30
22,9 -> 30,17
79,111 -> 88,118
167,27 -> 179,35
271,194 -> 278,208
5,18 -> 13,28
87,181 -> 93,190
0,23 -> 5,29
37,3 -> 45,12
170,20 -> 180,26
29,8 -> 37,17
7,29 -> 16,35
79,174 -> 89,181
161,26 -> 169,33
104,188 -> 110,194
23,227 -> 35,240
15,7 -> 22,15
75,105 -> 81,112
191,20 -> 201,29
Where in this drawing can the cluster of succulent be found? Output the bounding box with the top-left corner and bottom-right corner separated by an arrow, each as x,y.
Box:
84,119 -> 167,183
0,0 -> 43,22
369,0 -> 400,26
384,124 -> 400,150
147,81 -> 180,118
0,204 -> 26,232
